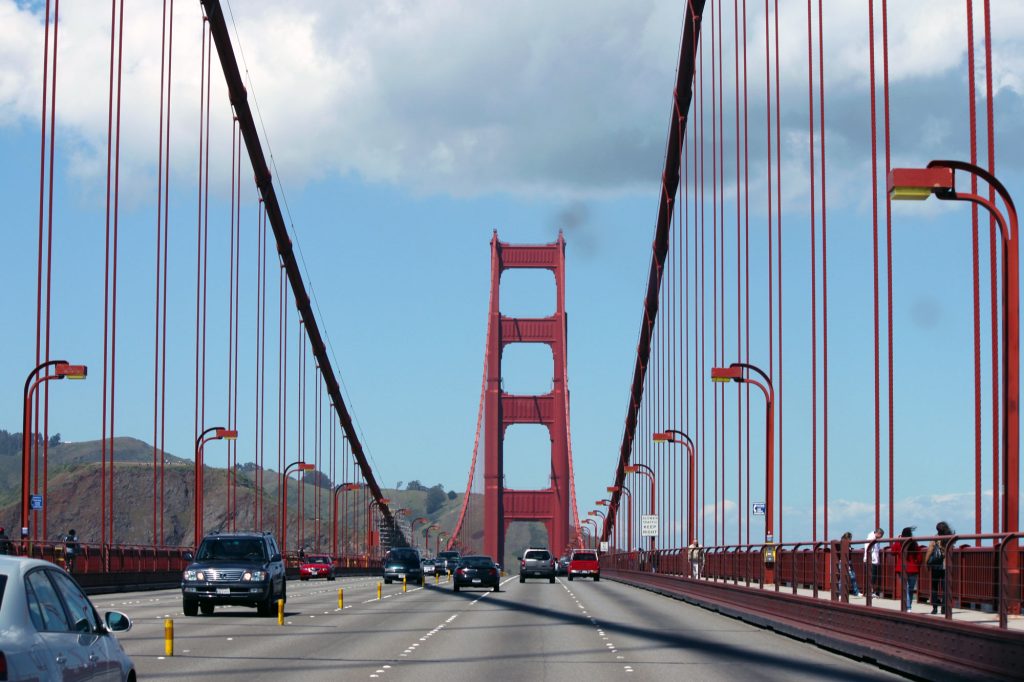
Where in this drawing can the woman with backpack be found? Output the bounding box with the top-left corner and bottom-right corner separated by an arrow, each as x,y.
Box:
925,521 -> 953,615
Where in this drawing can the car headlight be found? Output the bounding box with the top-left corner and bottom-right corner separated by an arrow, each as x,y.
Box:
184,569 -> 204,581
243,570 -> 267,581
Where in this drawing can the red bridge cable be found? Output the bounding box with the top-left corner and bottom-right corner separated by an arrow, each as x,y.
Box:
806,0 -> 817,542
605,0 -> 705,545
711,1 -> 718,548
868,0 -> 881,533
233,125 -> 242,531
227,118 -> 237,527
773,0 -> 783,545
734,0 -> 742,545
194,17 -> 206,538
764,0 -> 774,543
817,0 -> 830,543
966,0 -> 982,540
153,0 -> 168,547
159,0 -> 175,547
983,0 -> 998,534
742,0 -> 751,547
882,0 -> 894,541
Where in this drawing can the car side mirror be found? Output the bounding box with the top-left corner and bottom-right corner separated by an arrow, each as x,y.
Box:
516,556 -> 522,561
105,611 -> 132,633
183,551 -> 193,561
271,554 -> 282,562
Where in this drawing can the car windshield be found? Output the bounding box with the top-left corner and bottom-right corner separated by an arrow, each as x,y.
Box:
438,552 -> 460,560
573,552 -> 597,561
388,549 -> 419,563
306,557 -> 330,564
525,550 -> 550,560
460,556 -> 493,568
197,538 -> 266,562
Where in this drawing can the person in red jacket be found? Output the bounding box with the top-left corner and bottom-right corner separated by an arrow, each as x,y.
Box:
892,526 -> 923,611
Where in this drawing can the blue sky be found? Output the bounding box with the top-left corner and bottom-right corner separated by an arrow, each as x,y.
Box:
1,0 -> 1022,547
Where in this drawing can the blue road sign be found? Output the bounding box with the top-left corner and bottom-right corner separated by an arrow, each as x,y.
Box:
30,495 -> 43,511
752,502 -> 766,516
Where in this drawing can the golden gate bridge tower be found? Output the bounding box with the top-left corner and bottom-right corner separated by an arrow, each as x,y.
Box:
483,231 -> 580,566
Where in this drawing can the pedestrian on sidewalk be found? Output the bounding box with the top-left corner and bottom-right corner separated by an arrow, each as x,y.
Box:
893,526 -> 923,611
865,527 -> 884,596
687,540 -> 704,579
925,521 -> 953,615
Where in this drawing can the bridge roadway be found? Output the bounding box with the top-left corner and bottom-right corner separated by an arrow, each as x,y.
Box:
105,575 -> 901,681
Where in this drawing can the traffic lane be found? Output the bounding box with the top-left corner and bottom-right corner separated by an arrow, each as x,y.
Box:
385,576 -> 638,682
564,577 -> 902,681
114,578 -> 453,680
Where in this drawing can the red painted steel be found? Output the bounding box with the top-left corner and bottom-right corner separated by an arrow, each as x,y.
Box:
483,232 -> 574,565
201,0 -> 393,529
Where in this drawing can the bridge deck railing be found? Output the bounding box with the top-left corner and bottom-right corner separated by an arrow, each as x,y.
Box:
601,532 -> 1023,629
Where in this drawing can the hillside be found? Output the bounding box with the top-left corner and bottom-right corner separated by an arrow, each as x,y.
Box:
0,433 -> 488,552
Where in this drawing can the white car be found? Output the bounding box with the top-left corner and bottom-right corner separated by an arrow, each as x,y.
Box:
0,556 -> 135,681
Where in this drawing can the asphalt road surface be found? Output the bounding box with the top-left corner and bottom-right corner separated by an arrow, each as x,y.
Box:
105,574 -> 904,681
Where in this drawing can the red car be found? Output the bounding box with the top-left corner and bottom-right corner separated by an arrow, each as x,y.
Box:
567,550 -> 600,581
299,555 -> 336,581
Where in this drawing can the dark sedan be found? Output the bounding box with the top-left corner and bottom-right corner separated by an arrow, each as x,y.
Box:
453,555 -> 501,592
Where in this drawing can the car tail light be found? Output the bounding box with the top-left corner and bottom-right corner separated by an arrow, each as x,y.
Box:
488,568 -> 497,576
549,559 -> 555,568
457,568 -> 467,575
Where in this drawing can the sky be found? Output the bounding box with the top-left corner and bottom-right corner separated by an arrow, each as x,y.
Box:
0,0 -> 1022,547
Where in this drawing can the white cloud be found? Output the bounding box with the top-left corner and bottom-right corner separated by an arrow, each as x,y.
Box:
0,1 -> 1020,199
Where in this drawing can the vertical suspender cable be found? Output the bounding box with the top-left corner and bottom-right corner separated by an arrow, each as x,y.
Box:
868,0 -> 881,533
159,0 -> 175,546
983,0 -> 999,533
882,0 -> 894,538
806,0 -> 818,543
966,0 -> 982,539
817,0 -> 830,542
742,0 -> 751,546
773,0 -> 783,544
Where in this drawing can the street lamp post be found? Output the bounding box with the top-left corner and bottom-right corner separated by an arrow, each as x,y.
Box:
606,485 -> 633,552
194,427 -> 238,545
21,360 -> 86,546
332,482 -> 361,559
424,524 -> 440,555
624,463 -> 656,551
712,363 -> 775,579
580,518 -> 599,549
280,460 -> 314,552
888,161 -> 1019,620
653,430 -> 697,545
410,517 -> 429,552
436,531 -> 449,556
367,498 -> 391,559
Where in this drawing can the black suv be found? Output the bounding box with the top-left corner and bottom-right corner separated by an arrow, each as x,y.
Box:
383,547 -> 424,585
181,531 -> 286,617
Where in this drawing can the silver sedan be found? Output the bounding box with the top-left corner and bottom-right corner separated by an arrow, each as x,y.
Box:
0,556 -> 135,681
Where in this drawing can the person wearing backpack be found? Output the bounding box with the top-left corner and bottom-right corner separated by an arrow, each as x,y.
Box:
926,521 -> 953,615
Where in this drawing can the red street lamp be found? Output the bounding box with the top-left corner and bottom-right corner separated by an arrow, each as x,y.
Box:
279,460 -> 314,552
580,518 -> 599,549
367,498 -> 391,557
194,426 -> 238,544
889,161 -> 1019,621
21,360 -> 87,545
436,531 -> 450,556
410,517 -> 430,552
624,463 -> 656,551
332,482 -> 362,559
424,524 -> 440,554
712,363 -> 774,552
653,429 -> 697,545
607,484 -> 633,553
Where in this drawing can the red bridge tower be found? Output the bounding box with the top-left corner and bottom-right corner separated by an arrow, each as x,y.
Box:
484,232 -> 573,566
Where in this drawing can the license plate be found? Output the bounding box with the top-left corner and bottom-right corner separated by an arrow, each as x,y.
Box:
472,579 -> 481,583
398,574 -> 405,579
217,588 -> 229,595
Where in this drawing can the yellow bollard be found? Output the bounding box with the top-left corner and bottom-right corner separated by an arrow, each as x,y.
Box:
447,570 -> 451,583
338,587 -> 344,609
377,581 -> 382,600
435,572 -> 439,585
403,576 -> 407,592
277,599 -> 284,625
164,619 -> 173,656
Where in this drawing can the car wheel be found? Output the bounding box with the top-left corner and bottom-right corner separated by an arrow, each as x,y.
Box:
568,575 -> 573,581
493,585 -> 500,592
384,578 -> 392,584
594,575 -> 600,582
453,584 -> 460,592
549,576 -> 555,584
300,576 -> 308,581
183,599 -> 198,617
200,602 -> 215,616
519,576 -> 525,583
328,574 -> 335,581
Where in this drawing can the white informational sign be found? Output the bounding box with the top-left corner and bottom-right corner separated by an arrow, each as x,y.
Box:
599,541 -> 609,553
640,514 -> 659,537
752,502 -> 766,516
